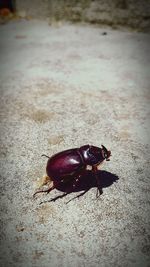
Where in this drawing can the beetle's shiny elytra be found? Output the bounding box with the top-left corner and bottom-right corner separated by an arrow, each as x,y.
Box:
33,144 -> 111,197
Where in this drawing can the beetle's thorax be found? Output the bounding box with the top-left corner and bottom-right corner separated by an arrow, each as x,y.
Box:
79,145 -> 104,166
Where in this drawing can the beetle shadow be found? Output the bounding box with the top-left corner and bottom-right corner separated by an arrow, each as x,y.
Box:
40,170 -> 119,204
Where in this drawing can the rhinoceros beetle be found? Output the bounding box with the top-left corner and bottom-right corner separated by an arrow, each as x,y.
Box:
33,144 -> 111,197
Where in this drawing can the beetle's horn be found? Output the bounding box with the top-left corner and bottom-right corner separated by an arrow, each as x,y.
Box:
101,145 -> 108,152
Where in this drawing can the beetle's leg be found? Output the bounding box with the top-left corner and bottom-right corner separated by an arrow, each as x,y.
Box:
33,183 -> 55,197
49,192 -> 68,202
66,189 -> 90,204
41,154 -> 50,159
92,165 -> 103,197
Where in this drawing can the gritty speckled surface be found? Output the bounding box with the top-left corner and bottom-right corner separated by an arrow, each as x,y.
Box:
0,20 -> 150,267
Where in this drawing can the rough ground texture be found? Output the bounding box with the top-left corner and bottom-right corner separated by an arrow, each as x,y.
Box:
0,20 -> 150,267
15,0 -> 150,31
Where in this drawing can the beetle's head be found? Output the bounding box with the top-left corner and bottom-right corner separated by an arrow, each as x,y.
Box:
101,145 -> 111,161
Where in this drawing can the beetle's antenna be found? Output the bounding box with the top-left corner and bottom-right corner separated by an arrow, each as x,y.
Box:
33,184 -> 54,197
41,154 -> 50,159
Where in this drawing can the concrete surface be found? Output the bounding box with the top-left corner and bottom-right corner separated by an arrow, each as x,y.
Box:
0,20 -> 150,267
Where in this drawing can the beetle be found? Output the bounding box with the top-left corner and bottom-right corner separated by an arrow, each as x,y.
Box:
33,144 -> 111,197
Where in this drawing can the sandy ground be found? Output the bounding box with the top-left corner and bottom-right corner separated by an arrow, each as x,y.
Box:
0,20 -> 150,267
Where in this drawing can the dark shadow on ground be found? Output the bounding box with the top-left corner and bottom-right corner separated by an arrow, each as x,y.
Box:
39,170 -> 119,204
